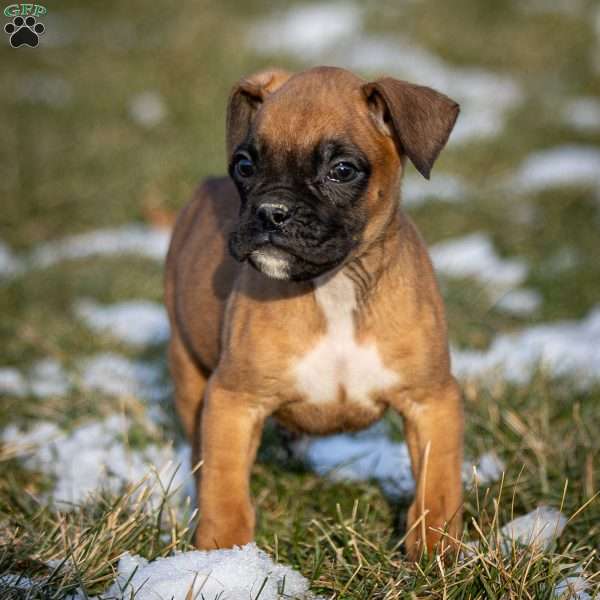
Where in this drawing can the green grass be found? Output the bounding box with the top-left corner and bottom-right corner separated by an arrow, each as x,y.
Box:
1,0 -> 600,597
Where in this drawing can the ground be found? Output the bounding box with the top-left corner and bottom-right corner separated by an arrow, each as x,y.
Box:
0,0 -> 599,598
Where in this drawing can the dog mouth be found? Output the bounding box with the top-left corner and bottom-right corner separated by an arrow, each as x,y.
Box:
229,229 -> 350,281
249,246 -> 292,280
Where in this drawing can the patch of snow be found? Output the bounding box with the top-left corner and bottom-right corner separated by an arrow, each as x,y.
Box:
0,240 -> 23,280
347,41 -> 522,146
339,35 -> 433,76
562,97 -> 600,133
451,305 -> 600,385
295,425 -> 415,498
2,416 -> 189,506
0,360 -> 70,398
471,451 -> 505,485
463,506 -> 568,558
30,359 -> 71,397
248,8 -> 523,145
129,91 -> 167,128
554,569 -> 592,600
30,224 -> 170,269
17,73 -> 73,108
1,353 -> 169,403
0,574 -> 35,590
106,544 -> 311,600
80,352 -> 169,402
0,367 -> 27,397
430,233 -> 528,292
3,421 -> 61,447
295,424 -> 503,499
501,506 -> 567,551
402,173 -> 468,208
332,35 -> 522,121
450,106 -> 506,143
444,70 -> 522,144
247,2 -> 362,58
496,288 -> 542,317
512,146 -> 600,194
75,299 -> 169,347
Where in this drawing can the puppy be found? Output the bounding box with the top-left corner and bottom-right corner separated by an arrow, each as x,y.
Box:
165,66 -> 463,559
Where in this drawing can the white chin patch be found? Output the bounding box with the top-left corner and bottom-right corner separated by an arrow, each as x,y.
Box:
250,248 -> 291,280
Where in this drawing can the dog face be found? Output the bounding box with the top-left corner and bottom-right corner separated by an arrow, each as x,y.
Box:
226,67 -> 459,281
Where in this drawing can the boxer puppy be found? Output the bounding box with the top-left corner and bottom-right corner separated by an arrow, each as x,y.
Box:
165,66 -> 463,560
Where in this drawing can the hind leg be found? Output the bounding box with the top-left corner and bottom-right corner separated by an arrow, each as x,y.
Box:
168,330 -> 207,448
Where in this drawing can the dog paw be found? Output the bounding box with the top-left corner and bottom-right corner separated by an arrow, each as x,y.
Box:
4,16 -> 45,48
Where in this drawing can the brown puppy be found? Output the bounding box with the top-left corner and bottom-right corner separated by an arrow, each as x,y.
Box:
165,66 -> 463,559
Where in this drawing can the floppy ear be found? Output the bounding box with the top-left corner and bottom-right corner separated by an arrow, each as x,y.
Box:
226,68 -> 292,159
362,78 -> 459,179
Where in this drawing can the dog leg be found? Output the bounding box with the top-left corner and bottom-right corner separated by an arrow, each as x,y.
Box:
195,380 -> 265,549
168,331 -> 207,443
395,378 -> 464,560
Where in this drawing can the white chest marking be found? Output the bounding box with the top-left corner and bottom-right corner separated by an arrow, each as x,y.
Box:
292,271 -> 400,405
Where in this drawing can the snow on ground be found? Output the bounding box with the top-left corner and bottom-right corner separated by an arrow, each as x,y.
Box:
246,3 -> 523,145
0,353 -> 169,403
0,574 -> 35,590
500,506 -> 567,551
248,1 -> 362,58
295,424 -> 415,498
80,352 -> 169,402
402,173 -> 468,208
29,359 -> 71,397
511,146 -> 600,194
2,415 -> 190,506
0,240 -> 22,280
554,569 -> 592,600
430,232 -> 528,293
470,451 -> 506,485
495,288 -> 542,317
75,299 -> 170,347
128,91 -> 167,128
0,367 -> 27,396
0,359 -> 70,398
463,506 -> 569,562
562,97 -> 600,133
452,305 -> 600,385
29,224 -> 170,268
294,424 -> 505,500
105,544 -> 311,600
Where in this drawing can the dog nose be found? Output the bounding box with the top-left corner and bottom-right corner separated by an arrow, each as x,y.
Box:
256,203 -> 291,229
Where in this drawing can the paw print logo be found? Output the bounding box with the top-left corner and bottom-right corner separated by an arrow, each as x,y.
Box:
4,15 -> 45,48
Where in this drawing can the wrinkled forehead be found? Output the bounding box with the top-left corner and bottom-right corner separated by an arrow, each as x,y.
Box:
251,74 -> 378,157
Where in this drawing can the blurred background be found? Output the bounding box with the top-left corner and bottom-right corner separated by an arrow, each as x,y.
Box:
1,0 -> 600,595
2,0 -> 600,352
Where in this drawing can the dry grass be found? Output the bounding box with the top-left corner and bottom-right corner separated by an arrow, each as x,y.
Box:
1,0 -> 600,597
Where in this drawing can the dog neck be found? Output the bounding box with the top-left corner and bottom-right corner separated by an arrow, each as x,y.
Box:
333,204 -> 402,312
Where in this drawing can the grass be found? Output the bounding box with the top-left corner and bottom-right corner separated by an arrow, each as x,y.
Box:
1,0 -> 600,597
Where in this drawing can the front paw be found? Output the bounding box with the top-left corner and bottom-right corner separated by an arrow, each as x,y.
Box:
404,502 -> 461,560
194,509 -> 255,550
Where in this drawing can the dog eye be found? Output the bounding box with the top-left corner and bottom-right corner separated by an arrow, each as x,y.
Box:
327,162 -> 358,183
234,156 -> 256,178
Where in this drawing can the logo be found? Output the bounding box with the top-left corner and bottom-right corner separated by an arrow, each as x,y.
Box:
4,4 -> 46,47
